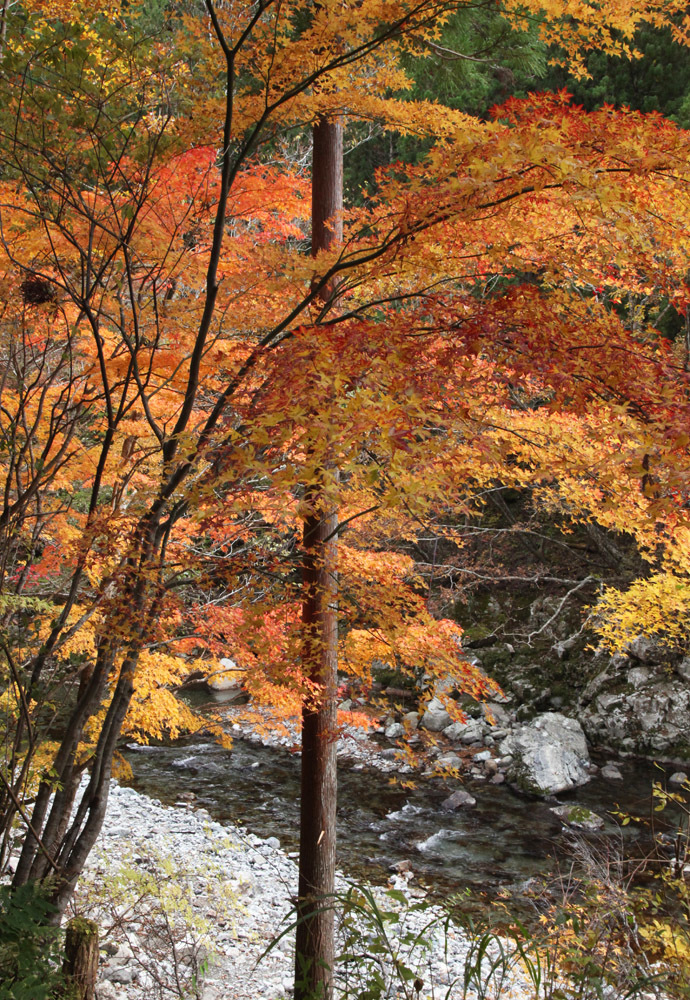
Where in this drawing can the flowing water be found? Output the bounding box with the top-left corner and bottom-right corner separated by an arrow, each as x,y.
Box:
124,719 -> 682,906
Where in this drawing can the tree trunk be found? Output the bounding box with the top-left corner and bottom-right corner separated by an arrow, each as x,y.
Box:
62,917 -> 99,1000
294,116 -> 343,1000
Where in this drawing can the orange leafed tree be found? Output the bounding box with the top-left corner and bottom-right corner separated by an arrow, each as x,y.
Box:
1,2 -> 690,990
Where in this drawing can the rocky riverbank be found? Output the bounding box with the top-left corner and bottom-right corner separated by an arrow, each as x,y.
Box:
82,782 -> 536,1000
220,700 -> 647,802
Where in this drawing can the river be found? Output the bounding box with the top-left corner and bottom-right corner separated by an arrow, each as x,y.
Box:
123,719 -> 681,909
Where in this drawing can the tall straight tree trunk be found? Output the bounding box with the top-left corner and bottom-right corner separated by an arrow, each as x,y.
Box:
294,116 -> 343,1000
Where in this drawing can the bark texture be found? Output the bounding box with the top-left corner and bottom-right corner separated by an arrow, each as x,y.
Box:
62,917 -> 99,1000
294,115 -> 343,1000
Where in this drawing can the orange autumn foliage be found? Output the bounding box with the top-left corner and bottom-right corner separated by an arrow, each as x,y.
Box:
2,0 -> 690,903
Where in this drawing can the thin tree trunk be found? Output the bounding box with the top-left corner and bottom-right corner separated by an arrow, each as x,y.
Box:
294,116 -> 343,1000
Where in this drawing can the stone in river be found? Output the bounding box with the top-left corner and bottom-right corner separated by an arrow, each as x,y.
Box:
669,771 -> 688,786
440,789 -> 476,810
550,804 -> 605,831
502,712 -> 591,796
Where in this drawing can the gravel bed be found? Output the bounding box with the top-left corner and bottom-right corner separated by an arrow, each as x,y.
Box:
79,782 -> 532,1000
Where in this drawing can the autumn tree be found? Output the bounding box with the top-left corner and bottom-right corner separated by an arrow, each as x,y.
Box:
2,6 -> 690,1000
0,0 -> 505,915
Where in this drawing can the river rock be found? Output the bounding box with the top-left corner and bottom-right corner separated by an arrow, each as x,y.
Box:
403,711 -> 420,730
103,955 -> 136,985
481,702 -> 512,727
420,697 -> 451,732
385,723 -> 405,739
502,712 -> 591,796
550,804 -> 605,831
441,789 -> 476,810
436,752 -> 462,769
95,984 -> 122,1000
600,764 -> 623,781
443,719 -> 484,744
206,657 -> 244,695
84,781 -> 537,1000
669,771 -> 688,786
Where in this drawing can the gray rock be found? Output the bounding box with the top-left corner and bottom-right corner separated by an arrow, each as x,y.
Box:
420,711 -> 451,732
420,698 -> 452,732
669,771 -> 688,786
581,676 -> 690,757
552,637 -> 578,659
104,965 -> 135,985
490,772 -> 505,784
627,667 -> 650,689
441,789 -> 476,810
625,635 -> 666,664
95,984 -> 121,1000
108,944 -> 134,967
502,713 -> 591,796
385,723 -> 405,739
473,750 -> 492,763
436,753 -> 462,768
443,721 -> 468,741
677,658 -> 690,683
550,804 -> 605,831
481,701 -> 512,727
433,676 -> 458,697
390,859 -> 412,874
403,711 -> 420,731
600,764 -> 623,780
461,733 -> 485,747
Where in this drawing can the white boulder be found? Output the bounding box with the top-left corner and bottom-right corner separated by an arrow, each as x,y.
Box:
502,712 -> 591,796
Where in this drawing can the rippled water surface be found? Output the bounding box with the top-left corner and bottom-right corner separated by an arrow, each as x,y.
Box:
124,723 -> 680,903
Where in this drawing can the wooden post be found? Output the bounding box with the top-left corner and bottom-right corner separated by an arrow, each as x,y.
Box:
62,917 -> 99,1000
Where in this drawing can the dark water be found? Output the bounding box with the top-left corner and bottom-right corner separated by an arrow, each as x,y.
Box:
123,724 -> 681,905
